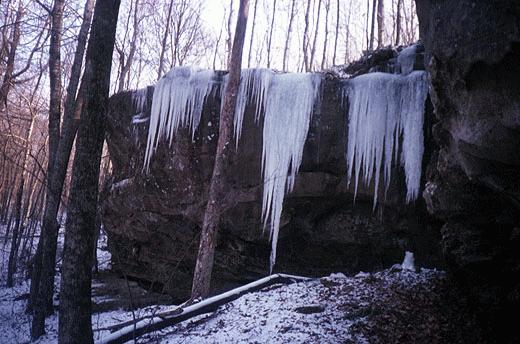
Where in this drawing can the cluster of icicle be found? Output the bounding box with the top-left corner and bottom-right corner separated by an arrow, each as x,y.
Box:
143,66 -> 321,273
144,67 -> 216,170
344,44 -> 428,206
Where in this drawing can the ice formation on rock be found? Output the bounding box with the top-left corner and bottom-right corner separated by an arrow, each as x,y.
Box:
220,68 -> 274,147
345,70 -> 428,206
142,67 -> 321,274
144,67 -> 216,170
401,251 -> 416,271
132,87 -> 148,114
261,73 -> 321,273
397,44 -> 418,75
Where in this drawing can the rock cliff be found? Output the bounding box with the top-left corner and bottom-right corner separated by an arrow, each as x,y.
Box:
416,0 -> 520,341
103,52 -> 441,301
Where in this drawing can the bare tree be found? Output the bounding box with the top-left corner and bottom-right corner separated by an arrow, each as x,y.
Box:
321,0 -> 330,70
116,0 -> 140,92
310,0 -> 322,70
369,0 -> 376,50
58,0 -> 121,342
282,0 -> 296,72
302,0 -> 311,71
395,0 -> 402,45
377,0 -> 384,48
332,0 -> 340,65
30,0 -> 95,338
266,0 -> 276,68
226,0 -> 234,68
191,0 -> 250,300
247,0 -> 258,68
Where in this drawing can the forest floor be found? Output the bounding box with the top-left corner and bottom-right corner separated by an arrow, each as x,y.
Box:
0,224 -> 483,343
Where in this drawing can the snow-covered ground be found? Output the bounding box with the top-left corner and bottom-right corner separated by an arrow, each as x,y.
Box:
0,223 -> 479,343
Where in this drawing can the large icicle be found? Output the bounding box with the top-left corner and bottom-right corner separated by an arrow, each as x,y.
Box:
345,71 -> 428,206
223,68 -> 273,147
261,73 -> 321,273
144,67 -> 216,170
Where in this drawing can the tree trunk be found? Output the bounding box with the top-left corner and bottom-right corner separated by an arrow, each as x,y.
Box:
0,2 -> 23,112
369,0 -> 376,51
58,1 -> 120,343
303,0 -> 311,71
310,0 -> 322,70
282,0 -> 296,72
247,0 -> 258,68
321,0 -> 330,70
30,0 -> 94,337
266,0 -> 276,68
395,0 -> 402,45
6,177 -> 24,287
332,0 -> 340,65
158,0 -> 174,80
226,0 -> 234,69
377,0 -> 384,48
117,0 -> 139,92
191,0 -> 249,300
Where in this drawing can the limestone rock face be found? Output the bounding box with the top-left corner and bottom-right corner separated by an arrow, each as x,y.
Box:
103,58 -> 441,302
416,0 -> 520,340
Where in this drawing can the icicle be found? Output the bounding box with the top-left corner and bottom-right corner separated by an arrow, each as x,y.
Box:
345,71 -> 428,206
222,68 -> 273,147
144,67 -> 216,171
261,72 -> 321,274
132,87 -> 148,113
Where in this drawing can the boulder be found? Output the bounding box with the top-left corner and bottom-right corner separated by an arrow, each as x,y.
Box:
103,54 -> 442,302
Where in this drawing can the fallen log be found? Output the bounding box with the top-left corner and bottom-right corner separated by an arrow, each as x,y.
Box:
97,273 -> 311,344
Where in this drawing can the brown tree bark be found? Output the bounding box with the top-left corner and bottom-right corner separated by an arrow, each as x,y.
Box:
377,0 -> 384,48
191,0 -> 250,300
58,1 -> 121,343
0,2 -> 23,112
332,0 -> 340,65
30,0 -> 94,337
321,0 -> 330,70
395,0 -> 402,45
157,0 -> 174,79
117,0 -> 139,92
303,0 -> 311,71
369,0 -> 376,50
226,0 -> 234,69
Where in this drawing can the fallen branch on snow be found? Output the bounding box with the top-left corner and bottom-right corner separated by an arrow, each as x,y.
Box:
97,273 -> 311,344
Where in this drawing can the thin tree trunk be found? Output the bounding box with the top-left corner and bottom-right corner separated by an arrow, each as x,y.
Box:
310,0 -> 322,70
30,0 -> 94,336
369,0 -> 376,51
282,0 -> 296,72
117,0 -> 139,92
191,0 -> 250,300
395,0 -> 402,45
0,2 -> 23,112
377,0 -> 384,48
247,0 -> 258,68
302,0 -> 311,71
226,0 -> 234,69
321,0 -> 330,70
6,177 -> 24,287
58,1 -> 121,342
332,0 -> 339,65
158,0 -> 174,80
266,0 -> 276,68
